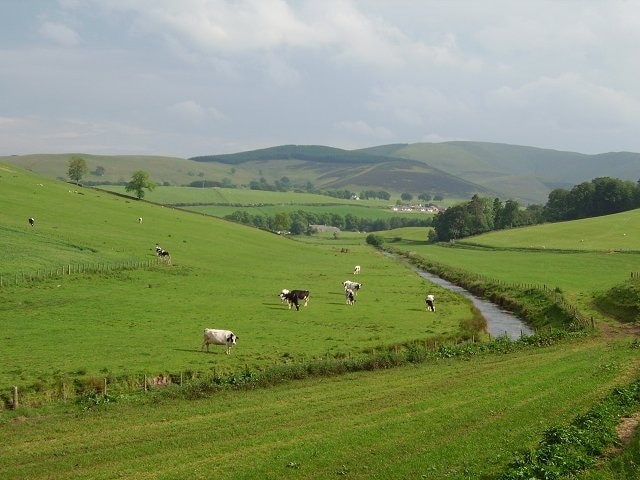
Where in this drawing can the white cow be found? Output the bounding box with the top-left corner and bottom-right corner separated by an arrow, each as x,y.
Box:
353,265 -> 361,274
201,328 -> 238,355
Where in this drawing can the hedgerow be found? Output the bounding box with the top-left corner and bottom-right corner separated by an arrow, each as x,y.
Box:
498,379 -> 640,479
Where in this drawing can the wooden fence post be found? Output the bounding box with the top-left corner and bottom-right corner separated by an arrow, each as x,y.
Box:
103,378 -> 108,396
144,375 -> 148,393
12,386 -> 18,410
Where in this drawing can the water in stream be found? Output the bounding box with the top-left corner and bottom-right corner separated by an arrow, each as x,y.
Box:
415,269 -> 534,340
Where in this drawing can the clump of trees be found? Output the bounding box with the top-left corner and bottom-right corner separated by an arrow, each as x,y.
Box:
431,176 -> 640,242
224,210 -> 431,235
544,177 -> 639,221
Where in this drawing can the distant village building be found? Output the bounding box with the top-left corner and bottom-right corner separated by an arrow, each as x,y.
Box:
391,204 -> 442,213
310,224 -> 341,233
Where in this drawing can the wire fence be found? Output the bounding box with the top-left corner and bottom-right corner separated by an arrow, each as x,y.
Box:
0,258 -> 163,288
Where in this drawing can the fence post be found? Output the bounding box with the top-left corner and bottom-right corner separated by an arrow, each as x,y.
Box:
12,386 -> 18,410
103,378 -> 107,396
144,375 -> 148,393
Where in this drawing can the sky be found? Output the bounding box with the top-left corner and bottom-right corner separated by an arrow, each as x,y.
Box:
2,0 -> 640,158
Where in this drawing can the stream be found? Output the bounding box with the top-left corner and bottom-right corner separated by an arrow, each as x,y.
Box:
414,268 -> 534,340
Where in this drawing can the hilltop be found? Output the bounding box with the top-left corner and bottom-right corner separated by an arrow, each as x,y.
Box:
3,141 -> 640,204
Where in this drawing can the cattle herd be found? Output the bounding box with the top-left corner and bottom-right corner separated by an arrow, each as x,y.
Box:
202,264 -> 438,355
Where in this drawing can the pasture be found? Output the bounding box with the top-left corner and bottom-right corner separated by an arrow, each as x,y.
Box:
0,162 -> 471,395
384,221 -> 640,316
99,184 -> 439,221
3,161 -> 640,479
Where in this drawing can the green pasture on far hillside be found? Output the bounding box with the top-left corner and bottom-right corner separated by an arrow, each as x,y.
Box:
99,184 -> 440,221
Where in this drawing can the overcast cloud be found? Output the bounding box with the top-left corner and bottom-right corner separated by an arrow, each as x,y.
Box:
2,0 -> 640,157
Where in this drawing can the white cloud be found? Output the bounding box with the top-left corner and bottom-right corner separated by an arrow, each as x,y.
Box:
335,120 -> 393,139
168,100 -> 226,124
38,21 -> 80,46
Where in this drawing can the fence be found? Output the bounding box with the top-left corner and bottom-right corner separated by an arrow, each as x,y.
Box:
0,258 -> 162,288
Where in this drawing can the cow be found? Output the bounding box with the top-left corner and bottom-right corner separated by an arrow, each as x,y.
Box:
138,217 -> 143,224
343,280 -> 361,294
158,250 -> 171,264
425,294 -> 435,312
281,290 -> 300,311
345,288 -> 356,305
278,289 -> 290,304
201,328 -> 238,354
353,265 -> 361,274
290,289 -> 310,307
28,217 -> 35,227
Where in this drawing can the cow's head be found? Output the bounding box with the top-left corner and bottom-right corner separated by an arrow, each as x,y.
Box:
227,334 -> 238,345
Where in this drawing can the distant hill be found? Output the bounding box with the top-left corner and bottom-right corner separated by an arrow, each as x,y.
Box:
359,142 -> 640,204
4,141 -> 640,204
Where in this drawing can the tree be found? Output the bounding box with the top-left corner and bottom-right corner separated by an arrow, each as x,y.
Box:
401,192 -> 413,202
273,212 -> 292,232
125,170 -> 156,199
67,156 -> 88,185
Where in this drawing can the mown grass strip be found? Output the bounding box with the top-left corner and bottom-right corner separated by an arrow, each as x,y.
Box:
1,336 -> 639,479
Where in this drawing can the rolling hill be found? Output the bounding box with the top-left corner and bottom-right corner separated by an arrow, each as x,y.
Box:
3,141 -> 640,204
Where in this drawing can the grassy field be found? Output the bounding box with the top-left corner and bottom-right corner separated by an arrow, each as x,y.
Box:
0,162 -> 470,393
2,161 -> 640,479
98,184 -> 442,221
1,336 -> 638,479
381,218 -> 640,325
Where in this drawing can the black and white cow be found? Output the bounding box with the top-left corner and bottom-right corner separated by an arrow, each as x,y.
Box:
201,328 -> 238,354
155,245 -> 171,264
281,291 -> 300,311
290,289 -> 310,307
279,289 -> 310,310
343,280 -> 361,295
425,294 -> 436,312
279,289 -> 290,304
28,217 -> 35,227
345,288 -> 356,305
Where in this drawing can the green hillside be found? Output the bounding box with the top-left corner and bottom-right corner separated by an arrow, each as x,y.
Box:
2,162 -> 640,479
4,141 -> 640,206
367,141 -> 640,204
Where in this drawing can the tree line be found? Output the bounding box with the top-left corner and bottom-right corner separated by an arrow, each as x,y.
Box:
224,210 -> 431,234
432,176 -> 640,242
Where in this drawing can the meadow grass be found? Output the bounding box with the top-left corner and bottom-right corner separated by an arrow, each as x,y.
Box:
3,161 -> 640,479
0,163 -> 472,395
1,336 -> 638,479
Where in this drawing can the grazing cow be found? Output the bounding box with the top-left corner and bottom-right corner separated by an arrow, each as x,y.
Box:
345,288 -> 356,305
342,280 -> 362,294
353,265 -> 361,274
425,294 -> 435,312
201,328 -> 238,354
279,289 -> 290,304
158,249 -> 171,264
28,217 -> 35,227
289,289 -> 310,307
281,291 -> 300,311
138,217 -> 143,224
